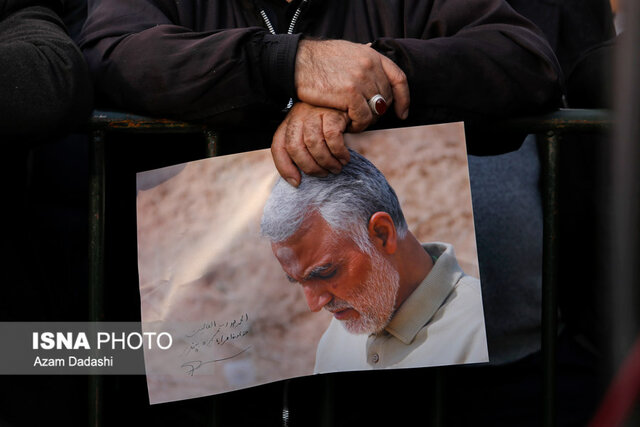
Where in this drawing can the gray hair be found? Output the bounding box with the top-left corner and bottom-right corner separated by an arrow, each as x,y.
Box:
261,149 -> 408,254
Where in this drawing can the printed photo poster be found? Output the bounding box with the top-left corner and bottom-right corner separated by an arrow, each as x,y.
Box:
136,122 -> 487,404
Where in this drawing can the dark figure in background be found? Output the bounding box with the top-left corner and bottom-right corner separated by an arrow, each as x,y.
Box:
510,0 -> 617,372
509,0 -> 618,358
0,0 -> 93,318
0,0 -> 91,137
446,1 -> 616,426
0,1 -> 93,426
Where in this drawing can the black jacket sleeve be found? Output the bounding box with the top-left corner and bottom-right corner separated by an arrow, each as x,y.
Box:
372,0 -> 563,125
79,0 -> 298,125
0,0 -> 93,137
508,0 -> 616,108
79,0 -> 562,151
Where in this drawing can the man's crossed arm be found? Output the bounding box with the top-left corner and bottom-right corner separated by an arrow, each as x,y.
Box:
274,39 -> 411,187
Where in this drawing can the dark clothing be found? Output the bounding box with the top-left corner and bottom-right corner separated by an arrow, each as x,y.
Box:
0,0 -> 93,317
62,0 -> 88,42
508,0 -> 616,108
565,36 -> 617,109
0,0 -> 93,318
508,0 -> 615,79
0,2 -> 93,426
0,0 -> 92,139
466,2 -> 616,425
80,0 -> 562,152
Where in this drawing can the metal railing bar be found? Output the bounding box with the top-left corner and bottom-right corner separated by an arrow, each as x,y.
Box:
89,129 -> 106,322
205,130 -> 219,157
88,108 -> 613,135
494,108 -> 613,133
540,131 -> 561,427
88,129 -> 106,427
89,110 -> 206,133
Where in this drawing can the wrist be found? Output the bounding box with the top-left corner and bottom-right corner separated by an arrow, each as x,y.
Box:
261,33 -> 301,103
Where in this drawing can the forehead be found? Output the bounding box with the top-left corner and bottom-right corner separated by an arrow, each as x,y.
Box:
271,213 -> 357,276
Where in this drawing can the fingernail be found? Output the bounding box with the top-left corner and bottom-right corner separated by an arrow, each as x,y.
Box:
401,109 -> 409,120
339,158 -> 348,166
330,168 -> 341,175
285,178 -> 299,187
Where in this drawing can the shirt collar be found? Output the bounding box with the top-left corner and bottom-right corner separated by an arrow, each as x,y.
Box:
383,242 -> 464,345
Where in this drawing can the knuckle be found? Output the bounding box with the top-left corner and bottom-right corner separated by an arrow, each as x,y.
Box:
324,127 -> 342,141
314,152 -> 333,166
303,125 -> 322,143
396,69 -> 408,85
324,127 -> 340,139
284,130 -> 295,144
304,136 -> 322,150
353,67 -> 369,82
306,165 -> 327,176
362,107 -> 374,122
344,81 -> 359,96
284,138 -> 304,155
358,55 -> 375,70
349,121 -> 364,133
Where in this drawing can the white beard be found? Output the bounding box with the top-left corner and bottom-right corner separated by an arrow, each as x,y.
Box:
325,249 -> 400,335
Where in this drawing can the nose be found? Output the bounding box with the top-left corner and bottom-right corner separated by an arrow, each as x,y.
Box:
302,285 -> 333,312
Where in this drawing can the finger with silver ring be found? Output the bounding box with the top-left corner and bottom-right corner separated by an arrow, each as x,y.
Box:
368,94 -> 388,116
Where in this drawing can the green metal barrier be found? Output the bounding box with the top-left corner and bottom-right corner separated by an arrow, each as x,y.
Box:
86,108 -> 613,427
87,110 -> 219,322
87,111 -> 219,427
498,109 -> 613,427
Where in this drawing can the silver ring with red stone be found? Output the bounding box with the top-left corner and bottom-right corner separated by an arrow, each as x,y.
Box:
368,94 -> 387,116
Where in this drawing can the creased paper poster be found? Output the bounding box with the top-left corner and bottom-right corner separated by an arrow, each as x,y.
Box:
136,122 -> 487,404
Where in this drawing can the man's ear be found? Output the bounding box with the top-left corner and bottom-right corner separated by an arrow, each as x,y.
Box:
367,212 -> 397,255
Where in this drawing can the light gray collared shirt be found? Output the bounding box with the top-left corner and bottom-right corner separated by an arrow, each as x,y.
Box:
314,242 -> 489,373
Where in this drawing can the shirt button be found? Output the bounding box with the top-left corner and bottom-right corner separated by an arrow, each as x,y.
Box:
371,353 -> 379,364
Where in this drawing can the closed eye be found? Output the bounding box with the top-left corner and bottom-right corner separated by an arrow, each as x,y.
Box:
286,264 -> 338,284
309,269 -> 337,280
307,264 -> 337,281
